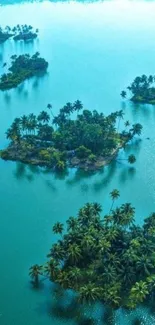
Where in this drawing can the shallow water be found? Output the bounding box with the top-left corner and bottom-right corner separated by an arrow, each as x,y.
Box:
0,0 -> 155,324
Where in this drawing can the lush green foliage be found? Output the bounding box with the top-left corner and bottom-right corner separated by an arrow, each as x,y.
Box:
30,197 -> 155,309
0,52 -> 48,90
122,74 -> 155,104
1,102 -> 142,170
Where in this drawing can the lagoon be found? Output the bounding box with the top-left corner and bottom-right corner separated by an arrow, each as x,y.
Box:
1,0 -> 155,324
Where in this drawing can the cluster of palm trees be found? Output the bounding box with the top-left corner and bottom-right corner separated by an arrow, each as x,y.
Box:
2,101 -> 142,171
30,190 -> 155,309
6,110 -> 51,142
0,24 -> 38,43
121,74 -> 155,103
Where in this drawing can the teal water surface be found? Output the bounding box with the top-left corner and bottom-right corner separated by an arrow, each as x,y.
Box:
1,1 -> 155,324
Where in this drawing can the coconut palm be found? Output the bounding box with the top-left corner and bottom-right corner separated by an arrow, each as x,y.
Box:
47,103 -> 54,117
73,100 -> 83,115
68,243 -> 82,263
29,264 -> 42,284
67,216 -> 78,231
79,283 -> 103,304
52,222 -> 64,235
43,259 -> 59,280
129,281 -> 149,303
117,110 -> 124,131
37,111 -> 50,124
110,189 -> 120,211
130,123 -> 143,136
92,202 -> 102,215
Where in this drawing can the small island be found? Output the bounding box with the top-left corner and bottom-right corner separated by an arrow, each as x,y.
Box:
13,24 -> 38,41
121,74 -> 155,104
29,194 -> 155,309
0,52 -> 48,90
0,101 -> 142,171
0,25 -> 38,43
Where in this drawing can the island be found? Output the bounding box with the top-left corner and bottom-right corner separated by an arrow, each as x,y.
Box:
121,74 -> 155,104
0,101 -> 142,171
0,52 -> 48,90
0,25 -> 38,43
13,24 -> 38,41
29,192 -> 155,309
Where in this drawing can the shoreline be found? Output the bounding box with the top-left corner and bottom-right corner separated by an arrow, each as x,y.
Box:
0,143 -> 123,172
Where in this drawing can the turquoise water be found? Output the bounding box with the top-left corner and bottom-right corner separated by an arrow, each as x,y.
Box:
1,1 -> 155,324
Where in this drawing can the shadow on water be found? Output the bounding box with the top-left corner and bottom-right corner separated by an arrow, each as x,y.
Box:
3,92 -> 11,105
102,306 -> 116,325
92,161 -> 117,193
119,166 -> 136,185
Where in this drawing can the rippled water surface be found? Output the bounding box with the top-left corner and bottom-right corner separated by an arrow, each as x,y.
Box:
1,0 -> 155,324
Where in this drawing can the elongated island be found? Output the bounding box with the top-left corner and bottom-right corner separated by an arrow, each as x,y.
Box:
0,101 -> 142,171
0,52 -> 48,90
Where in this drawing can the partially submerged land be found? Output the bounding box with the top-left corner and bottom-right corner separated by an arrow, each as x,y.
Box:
0,25 -> 38,43
121,75 -> 155,104
0,101 -> 142,171
0,53 -> 48,90
29,196 -> 155,309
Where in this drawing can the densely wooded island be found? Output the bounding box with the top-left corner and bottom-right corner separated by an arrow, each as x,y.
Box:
0,101 -> 142,171
29,196 -> 155,309
121,75 -> 155,104
0,52 -> 48,90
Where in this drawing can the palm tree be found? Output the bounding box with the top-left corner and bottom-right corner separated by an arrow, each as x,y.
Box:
130,123 -> 143,136
73,100 -> 83,115
56,271 -> 70,289
110,189 -> 120,211
43,259 -> 59,280
52,222 -> 64,235
128,154 -> 136,164
68,267 -> 81,287
129,281 -> 149,303
117,110 -> 124,131
29,264 -> 42,284
37,111 -> 50,124
136,255 -> 154,276
21,115 -> 28,135
68,243 -> 82,263
79,283 -> 103,304
92,202 -> 102,215
48,243 -> 65,261
121,203 -> 135,221
120,91 -> 127,98
67,216 -> 78,231
47,103 -> 54,117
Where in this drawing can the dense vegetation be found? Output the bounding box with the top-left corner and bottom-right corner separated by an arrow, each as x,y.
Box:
29,194 -> 155,309
121,74 -> 155,104
0,25 -> 38,43
0,102 -> 142,171
0,52 -> 48,90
